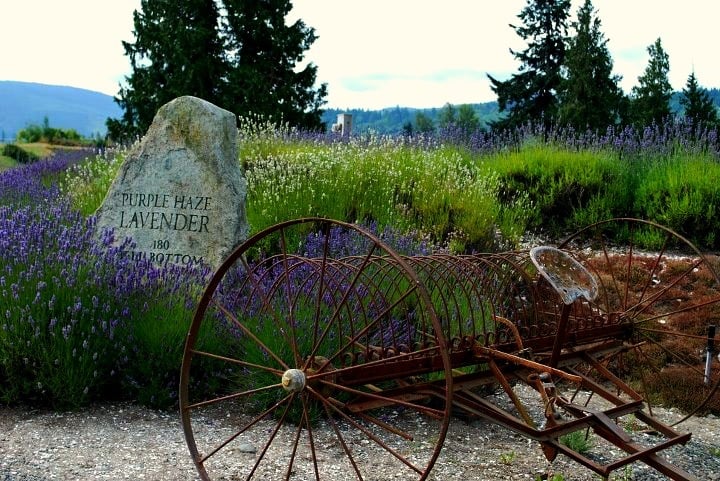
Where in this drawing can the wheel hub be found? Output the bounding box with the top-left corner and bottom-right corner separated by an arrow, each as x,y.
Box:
281,368 -> 306,393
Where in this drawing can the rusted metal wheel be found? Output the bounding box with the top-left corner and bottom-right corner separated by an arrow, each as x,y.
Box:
179,218 -> 453,480
559,218 -> 720,424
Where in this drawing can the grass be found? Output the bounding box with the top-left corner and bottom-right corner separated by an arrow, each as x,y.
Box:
4,121 -> 720,415
499,450 -> 517,465
0,142 -> 56,172
559,430 -> 593,453
18,142 -> 55,158
243,137 -> 531,251
0,156 -> 16,171
58,150 -> 124,215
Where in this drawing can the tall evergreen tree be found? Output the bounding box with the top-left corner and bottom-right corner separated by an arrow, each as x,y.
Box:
108,0 -> 227,140
457,104 -> 481,132
558,0 -> 622,131
221,0 -> 327,130
107,0 -> 327,141
414,111 -> 434,134
437,103 -> 457,129
629,38 -> 672,127
680,71 -> 718,128
487,0 -> 571,131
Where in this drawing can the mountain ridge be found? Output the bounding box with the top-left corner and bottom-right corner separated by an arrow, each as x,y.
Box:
2,81 -> 719,139
0,81 -> 122,140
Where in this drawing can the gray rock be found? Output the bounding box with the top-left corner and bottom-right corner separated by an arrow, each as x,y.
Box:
95,96 -> 248,270
237,442 -> 257,454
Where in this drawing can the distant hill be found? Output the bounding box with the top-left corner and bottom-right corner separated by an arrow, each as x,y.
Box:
324,90 -> 720,135
2,81 -> 719,140
322,103 -> 502,135
0,81 -> 121,140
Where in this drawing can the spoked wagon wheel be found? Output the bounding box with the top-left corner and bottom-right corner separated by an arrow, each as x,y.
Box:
559,218 -> 720,424
180,218 -> 453,480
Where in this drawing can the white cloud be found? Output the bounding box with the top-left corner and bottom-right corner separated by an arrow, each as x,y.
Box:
0,0 -> 140,96
1,0 -> 718,109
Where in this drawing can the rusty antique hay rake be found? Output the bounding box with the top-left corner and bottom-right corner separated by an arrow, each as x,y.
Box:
180,217 -> 720,480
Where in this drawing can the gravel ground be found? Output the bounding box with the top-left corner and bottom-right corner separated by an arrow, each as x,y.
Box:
1,385 -> 719,481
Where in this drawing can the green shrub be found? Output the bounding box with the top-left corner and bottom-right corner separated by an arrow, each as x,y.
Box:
243,135 -> 530,251
120,264 -> 229,409
1,143 -> 40,164
490,144 -> 634,237
59,150 -> 125,215
559,430 -> 593,453
633,154 -> 720,248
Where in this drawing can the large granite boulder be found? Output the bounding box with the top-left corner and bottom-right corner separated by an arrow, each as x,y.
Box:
95,96 -> 248,270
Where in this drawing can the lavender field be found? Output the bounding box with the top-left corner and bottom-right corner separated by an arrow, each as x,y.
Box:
2,119 -> 720,410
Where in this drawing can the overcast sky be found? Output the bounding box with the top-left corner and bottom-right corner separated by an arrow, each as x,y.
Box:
1,1 -> 718,110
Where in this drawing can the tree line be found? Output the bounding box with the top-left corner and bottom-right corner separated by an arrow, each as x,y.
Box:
108,0 -> 717,142
106,0 -> 327,142
487,0 -> 717,134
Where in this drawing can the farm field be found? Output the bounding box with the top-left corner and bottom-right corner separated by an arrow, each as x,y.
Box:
1,120 -> 720,411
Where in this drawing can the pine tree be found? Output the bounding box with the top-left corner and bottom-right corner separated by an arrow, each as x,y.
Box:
414,112 -> 434,134
457,104 -> 480,132
221,0 -> 327,130
108,0 -> 228,140
629,38 -> 672,127
680,71 -> 718,129
487,0 -> 571,131
107,0 -> 328,141
558,0 -> 622,131
438,103 -> 457,129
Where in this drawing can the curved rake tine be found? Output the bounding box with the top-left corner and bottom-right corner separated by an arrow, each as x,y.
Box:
198,392 -> 293,464
246,394 -> 295,480
212,298 -> 289,371
300,395 -> 321,480
307,386 -> 423,475
304,242 -> 378,369
317,379 -> 445,418
191,349 -> 284,376
187,382 -> 284,410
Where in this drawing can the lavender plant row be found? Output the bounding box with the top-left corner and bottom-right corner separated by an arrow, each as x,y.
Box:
0,150 -> 211,408
265,117 -> 720,159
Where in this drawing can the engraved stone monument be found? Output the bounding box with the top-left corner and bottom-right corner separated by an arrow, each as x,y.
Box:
95,96 -> 248,269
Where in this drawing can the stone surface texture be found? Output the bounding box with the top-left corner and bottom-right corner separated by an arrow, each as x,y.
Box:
95,96 -> 248,269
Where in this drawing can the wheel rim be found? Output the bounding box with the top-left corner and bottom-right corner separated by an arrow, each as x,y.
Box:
559,218 -> 720,424
180,218 -> 453,480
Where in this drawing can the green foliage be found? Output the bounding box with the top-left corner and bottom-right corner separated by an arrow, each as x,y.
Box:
222,0 -> 327,130
110,0 -> 229,141
16,117 -> 85,146
630,38 -> 673,126
59,151 -> 125,215
499,450 -> 516,465
456,104 -> 481,132
559,430 -> 593,453
0,208 -> 130,408
12,126 -> 720,412
242,133 -> 530,252
1,144 -> 40,164
323,104 -> 499,135
438,103 -> 457,129
488,0 -> 571,130
633,154 -> 720,248
109,0 -> 327,141
0,155 -> 16,172
489,143 -> 633,236
680,71 -> 718,129
559,0 -> 623,131
415,111 -> 435,133
120,269 -> 228,409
